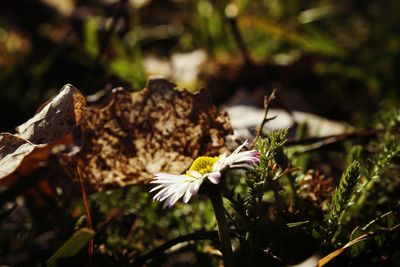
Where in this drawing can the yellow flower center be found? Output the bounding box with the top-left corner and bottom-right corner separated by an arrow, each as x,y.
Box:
187,156 -> 219,176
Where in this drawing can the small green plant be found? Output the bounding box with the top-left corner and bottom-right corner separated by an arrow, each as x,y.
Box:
325,161 -> 360,234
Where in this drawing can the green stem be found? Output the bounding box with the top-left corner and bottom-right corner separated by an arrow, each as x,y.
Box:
132,230 -> 218,266
209,186 -> 235,267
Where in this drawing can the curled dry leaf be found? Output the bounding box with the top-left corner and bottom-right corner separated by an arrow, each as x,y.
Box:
17,84 -> 85,144
0,84 -> 85,184
0,133 -> 36,181
62,78 -> 232,190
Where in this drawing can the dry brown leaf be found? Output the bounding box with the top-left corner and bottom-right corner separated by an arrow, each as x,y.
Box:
17,84 -> 85,144
0,133 -> 36,180
0,135 -> 74,187
62,78 -> 232,190
0,84 -> 85,184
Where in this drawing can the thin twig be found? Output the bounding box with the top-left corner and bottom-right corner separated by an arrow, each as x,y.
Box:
251,89 -> 277,148
131,230 -> 218,266
286,130 -> 374,154
77,166 -> 94,266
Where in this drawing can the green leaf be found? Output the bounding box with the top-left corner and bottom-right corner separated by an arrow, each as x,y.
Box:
84,18 -> 99,57
47,228 -> 95,267
286,220 -> 309,228
325,161 -> 360,227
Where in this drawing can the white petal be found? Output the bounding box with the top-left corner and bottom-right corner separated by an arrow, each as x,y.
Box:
189,178 -> 204,194
230,140 -> 248,157
225,150 -> 260,168
151,174 -> 192,184
230,163 -> 253,169
159,183 -> 187,201
207,172 -> 221,184
187,170 -> 203,179
153,173 -> 182,180
149,184 -> 166,193
183,189 -> 193,203
212,153 -> 227,172
153,186 -> 172,201
168,187 -> 187,207
150,171 -> 206,208
155,183 -> 181,200
162,196 -> 173,209
231,150 -> 259,162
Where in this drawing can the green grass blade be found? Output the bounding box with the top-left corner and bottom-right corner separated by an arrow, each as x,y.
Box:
47,228 -> 95,267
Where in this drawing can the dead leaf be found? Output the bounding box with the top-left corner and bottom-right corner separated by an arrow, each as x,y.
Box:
62,78 -> 232,190
0,133 -> 36,180
16,84 -> 85,144
0,135 -> 74,188
0,84 -> 85,185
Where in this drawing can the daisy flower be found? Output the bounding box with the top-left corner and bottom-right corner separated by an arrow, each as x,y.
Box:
150,140 -> 260,208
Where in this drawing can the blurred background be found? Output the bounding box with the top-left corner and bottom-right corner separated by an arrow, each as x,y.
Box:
1,0 -> 400,132
2,1 -> 400,266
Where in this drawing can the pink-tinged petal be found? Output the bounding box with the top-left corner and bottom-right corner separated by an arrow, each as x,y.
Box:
220,141 -> 253,168
226,150 -> 260,166
227,151 -> 249,162
230,163 -> 253,169
207,172 -> 221,184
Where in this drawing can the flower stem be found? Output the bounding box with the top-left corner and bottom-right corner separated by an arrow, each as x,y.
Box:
208,186 -> 234,267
